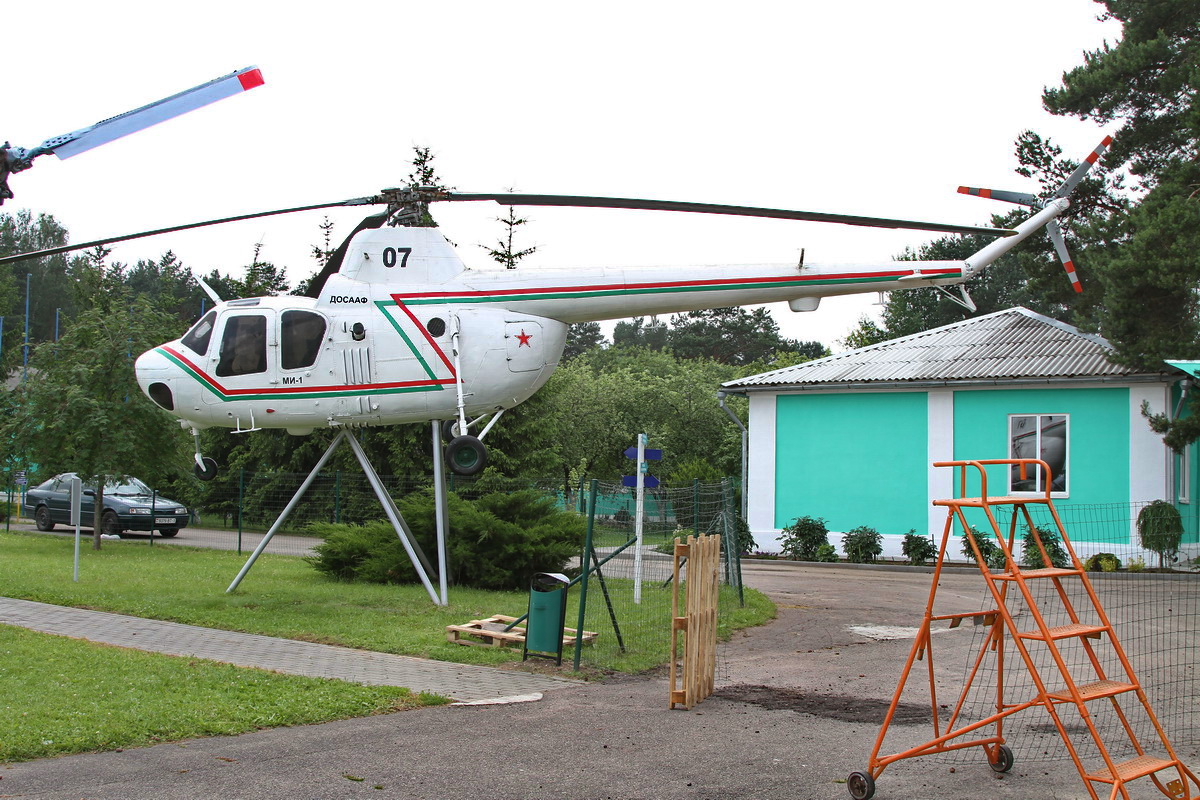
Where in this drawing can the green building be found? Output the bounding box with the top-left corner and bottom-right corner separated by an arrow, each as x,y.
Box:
723,308 -> 1191,561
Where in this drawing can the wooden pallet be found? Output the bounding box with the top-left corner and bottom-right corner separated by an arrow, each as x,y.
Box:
445,614 -> 599,649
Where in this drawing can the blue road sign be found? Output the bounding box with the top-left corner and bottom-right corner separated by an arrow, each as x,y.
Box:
624,447 -> 663,461
622,475 -> 660,489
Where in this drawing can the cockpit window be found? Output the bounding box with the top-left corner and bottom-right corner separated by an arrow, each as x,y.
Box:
181,310 -> 217,356
281,310 -> 326,370
215,315 -> 268,377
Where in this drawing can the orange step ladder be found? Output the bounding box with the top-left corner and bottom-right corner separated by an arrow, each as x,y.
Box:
847,458 -> 1199,800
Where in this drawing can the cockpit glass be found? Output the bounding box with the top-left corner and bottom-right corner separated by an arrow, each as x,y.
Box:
181,311 -> 217,356
215,314 -> 268,377
281,310 -> 326,370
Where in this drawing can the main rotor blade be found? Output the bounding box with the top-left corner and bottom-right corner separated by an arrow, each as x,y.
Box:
444,193 -> 1015,237
0,196 -> 381,266
42,67 -> 266,160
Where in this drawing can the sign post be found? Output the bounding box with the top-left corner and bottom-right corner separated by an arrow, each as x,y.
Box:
624,436 -> 662,603
69,476 -> 82,581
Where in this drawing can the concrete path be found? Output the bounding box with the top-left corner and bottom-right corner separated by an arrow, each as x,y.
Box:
0,596 -> 578,703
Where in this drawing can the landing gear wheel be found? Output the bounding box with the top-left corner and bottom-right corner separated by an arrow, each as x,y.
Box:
989,743 -> 1014,773
441,419 -> 461,443
35,505 -> 56,531
101,510 -> 122,538
194,457 -> 218,481
846,771 -> 875,800
445,435 -> 487,476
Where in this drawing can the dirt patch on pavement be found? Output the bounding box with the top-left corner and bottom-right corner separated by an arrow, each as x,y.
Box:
715,684 -> 928,725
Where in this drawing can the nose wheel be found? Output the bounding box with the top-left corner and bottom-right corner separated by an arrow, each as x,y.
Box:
191,428 -> 219,481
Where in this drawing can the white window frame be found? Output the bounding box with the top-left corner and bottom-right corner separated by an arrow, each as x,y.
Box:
1180,442 -> 1192,505
1008,413 -> 1070,498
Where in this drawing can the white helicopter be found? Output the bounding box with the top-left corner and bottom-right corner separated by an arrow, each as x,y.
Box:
2,138 -> 1110,482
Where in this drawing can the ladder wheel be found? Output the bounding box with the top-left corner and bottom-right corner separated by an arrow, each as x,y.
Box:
846,771 -> 876,800
989,744 -> 1014,773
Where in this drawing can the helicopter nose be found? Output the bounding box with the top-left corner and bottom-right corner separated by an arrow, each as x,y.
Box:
135,348 -> 176,411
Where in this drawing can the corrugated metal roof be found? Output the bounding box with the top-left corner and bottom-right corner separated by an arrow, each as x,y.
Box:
724,307 -> 1155,389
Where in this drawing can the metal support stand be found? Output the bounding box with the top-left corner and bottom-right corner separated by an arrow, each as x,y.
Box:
225,430 -> 443,604
431,421 -> 449,606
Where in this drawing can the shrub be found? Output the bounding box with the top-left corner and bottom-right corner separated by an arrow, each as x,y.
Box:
307,489 -> 585,591
1128,556 -> 1146,573
901,530 -> 938,566
960,528 -> 1007,570
814,543 -> 839,563
1137,500 -> 1184,568
1020,526 -> 1070,569
778,516 -> 830,561
1084,552 -> 1123,572
730,515 -> 756,556
842,526 -> 883,564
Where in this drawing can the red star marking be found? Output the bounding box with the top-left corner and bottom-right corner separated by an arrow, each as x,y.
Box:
516,329 -> 532,347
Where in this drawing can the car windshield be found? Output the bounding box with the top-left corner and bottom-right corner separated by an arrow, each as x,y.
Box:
105,478 -> 153,497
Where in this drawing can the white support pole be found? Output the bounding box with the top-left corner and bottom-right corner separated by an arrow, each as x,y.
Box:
344,433 -> 441,605
633,433 -> 647,604
431,421 -> 449,606
227,431 -> 348,593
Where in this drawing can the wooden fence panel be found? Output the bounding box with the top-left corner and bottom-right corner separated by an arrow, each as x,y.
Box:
669,533 -> 721,709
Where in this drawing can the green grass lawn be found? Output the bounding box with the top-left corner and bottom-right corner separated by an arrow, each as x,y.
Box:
0,531 -> 774,762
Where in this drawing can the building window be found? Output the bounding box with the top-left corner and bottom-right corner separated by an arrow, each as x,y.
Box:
281,310 -> 326,370
1009,414 -> 1068,495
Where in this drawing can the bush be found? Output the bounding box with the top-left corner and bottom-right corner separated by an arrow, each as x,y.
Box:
778,516 -> 830,561
842,526 -> 883,564
306,489 -> 585,591
814,543 -> 839,563
960,528 -> 1008,570
1084,552 -> 1123,572
901,530 -> 937,566
1020,526 -> 1070,569
1128,556 -> 1146,573
730,515 -> 756,556
1138,500 -> 1184,568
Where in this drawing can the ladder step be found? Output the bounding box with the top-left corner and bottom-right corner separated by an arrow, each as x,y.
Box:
1048,679 -> 1136,702
1020,622 -> 1108,641
935,496 -> 1051,507
993,567 -> 1080,581
1085,755 -> 1178,783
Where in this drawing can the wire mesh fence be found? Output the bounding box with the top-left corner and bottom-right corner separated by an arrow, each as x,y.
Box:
930,501 -> 1200,766
570,480 -> 744,671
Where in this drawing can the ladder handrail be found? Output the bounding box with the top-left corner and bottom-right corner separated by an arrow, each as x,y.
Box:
933,458 -> 1055,503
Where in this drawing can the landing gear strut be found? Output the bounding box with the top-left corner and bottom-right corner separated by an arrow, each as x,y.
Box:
191,428 -> 218,481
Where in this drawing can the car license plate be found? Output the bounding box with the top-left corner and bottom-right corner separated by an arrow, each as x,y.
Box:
155,517 -> 175,524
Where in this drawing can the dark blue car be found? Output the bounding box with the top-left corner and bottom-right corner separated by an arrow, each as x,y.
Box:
25,473 -> 190,538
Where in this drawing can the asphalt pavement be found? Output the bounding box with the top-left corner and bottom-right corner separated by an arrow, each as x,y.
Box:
3,558 -> 1193,799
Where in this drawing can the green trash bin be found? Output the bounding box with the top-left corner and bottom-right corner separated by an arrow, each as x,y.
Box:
524,572 -> 570,666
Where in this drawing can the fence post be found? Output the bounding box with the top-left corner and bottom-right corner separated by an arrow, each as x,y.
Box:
334,470 -> 341,524
693,479 -> 700,537
237,467 -> 245,554
573,479 -> 599,671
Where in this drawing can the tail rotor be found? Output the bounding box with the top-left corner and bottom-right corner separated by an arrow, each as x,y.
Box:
957,135 -> 1112,294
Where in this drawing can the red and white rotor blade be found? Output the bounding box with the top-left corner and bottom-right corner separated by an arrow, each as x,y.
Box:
1046,219 -> 1083,294
42,66 -> 265,160
1053,135 -> 1113,199
956,186 -> 1038,207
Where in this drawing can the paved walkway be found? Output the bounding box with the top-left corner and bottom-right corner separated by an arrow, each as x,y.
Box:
0,596 -> 579,703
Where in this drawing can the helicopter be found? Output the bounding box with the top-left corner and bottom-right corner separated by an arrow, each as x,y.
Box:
1,137 -> 1111,482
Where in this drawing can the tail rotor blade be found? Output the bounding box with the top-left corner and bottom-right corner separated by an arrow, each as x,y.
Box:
1053,135 -> 1113,200
1046,219 -> 1083,294
957,187 -> 1038,207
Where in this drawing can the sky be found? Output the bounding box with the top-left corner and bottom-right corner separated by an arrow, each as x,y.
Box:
6,1 -> 1122,351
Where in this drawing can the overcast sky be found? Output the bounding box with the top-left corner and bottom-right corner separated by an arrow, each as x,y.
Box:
6,1 -> 1121,349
